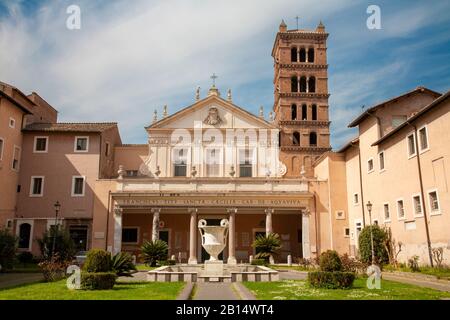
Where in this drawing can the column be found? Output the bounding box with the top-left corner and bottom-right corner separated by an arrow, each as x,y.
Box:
113,204 -> 122,255
296,46 -> 300,62
302,209 -> 311,259
306,77 -> 309,93
227,208 -> 237,265
297,76 -> 300,93
305,49 -> 309,63
265,208 -> 274,236
188,208 -> 198,264
151,208 -> 161,241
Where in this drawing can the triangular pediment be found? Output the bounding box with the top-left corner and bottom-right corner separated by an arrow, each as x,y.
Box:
149,95 -> 275,130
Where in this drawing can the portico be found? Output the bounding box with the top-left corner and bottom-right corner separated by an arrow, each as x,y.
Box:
109,178 -> 314,264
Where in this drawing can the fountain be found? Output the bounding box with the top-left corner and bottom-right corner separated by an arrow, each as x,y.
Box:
147,218 -> 279,282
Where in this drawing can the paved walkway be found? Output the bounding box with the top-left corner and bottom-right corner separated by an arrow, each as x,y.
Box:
382,272 -> 450,292
193,283 -> 241,300
0,273 -> 43,289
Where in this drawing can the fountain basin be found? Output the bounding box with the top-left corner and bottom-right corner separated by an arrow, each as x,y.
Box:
147,264 -> 279,282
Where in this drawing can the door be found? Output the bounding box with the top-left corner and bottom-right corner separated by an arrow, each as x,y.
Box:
159,230 -> 169,245
69,225 -> 88,252
200,219 -> 223,262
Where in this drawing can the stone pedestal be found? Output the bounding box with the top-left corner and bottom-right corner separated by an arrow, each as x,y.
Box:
204,260 -> 224,276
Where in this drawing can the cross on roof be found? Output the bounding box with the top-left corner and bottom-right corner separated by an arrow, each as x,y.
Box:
295,16 -> 299,30
210,73 -> 218,87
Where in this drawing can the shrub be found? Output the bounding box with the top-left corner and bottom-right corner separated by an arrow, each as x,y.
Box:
17,251 -> 34,264
36,227 -> 76,262
340,253 -> 367,273
408,255 -> 420,272
358,225 -> 389,265
0,229 -> 17,271
81,272 -> 117,290
157,259 -> 176,266
308,271 -> 355,289
38,254 -> 70,282
83,249 -> 112,273
319,250 -> 342,272
251,259 -> 268,266
141,240 -> 168,267
111,252 -> 136,276
252,233 -> 282,261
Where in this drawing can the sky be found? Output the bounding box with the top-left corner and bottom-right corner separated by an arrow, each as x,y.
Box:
1,0 -> 449,148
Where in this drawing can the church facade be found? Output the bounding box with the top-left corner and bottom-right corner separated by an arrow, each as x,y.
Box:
1,21 -> 449,266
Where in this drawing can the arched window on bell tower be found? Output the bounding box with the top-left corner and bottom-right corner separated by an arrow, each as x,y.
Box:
301,104 -> 307,120
312,104 -> 317,120
291,76 -> 298,92
308,76 -> 316,93
291,47 -> 298,62
291,104 -> 297,120
309,132 -> 317,146
293,131 -> 300,146
299,48 -> 306,62
308,48 -> 315,63
299,76 -> 307,92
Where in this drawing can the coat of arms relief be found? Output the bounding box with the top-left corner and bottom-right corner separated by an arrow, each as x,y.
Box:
203,107 -> 223,126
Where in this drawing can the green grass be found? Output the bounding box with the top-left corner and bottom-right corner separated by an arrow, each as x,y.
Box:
4,262 -> 41,273
384,265 -> 450,280
0,280 -> 184,300
244,278 -> 450,300
271,265 -> 315,272
135,264 -> 156,271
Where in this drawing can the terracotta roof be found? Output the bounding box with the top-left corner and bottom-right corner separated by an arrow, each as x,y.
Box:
372,90 -> 450,146
336,137 -> 359,153
23,122 -> 117,133
348,87 -> 441,128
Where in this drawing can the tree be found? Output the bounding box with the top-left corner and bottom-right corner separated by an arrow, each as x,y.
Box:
36,227 -> 76,262
141,240 -> 168,267
0,229 -> 17,271
358,225 -> 389,265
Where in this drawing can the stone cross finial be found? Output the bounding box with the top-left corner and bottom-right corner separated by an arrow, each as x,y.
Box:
163,105 -> 168,118
269,111 -> 274,122
153,110 -> 158,123
195,86 -> 200,101
210,73 -> 218,87
259,106 -> 264,118
227,89 -> 232,102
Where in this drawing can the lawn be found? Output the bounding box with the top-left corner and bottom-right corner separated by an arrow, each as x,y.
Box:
271,265 -> 314,272
244,278 -> 450,300
135,264 -> 156,271
384,265 -> 450,280
0,280 -> 184,300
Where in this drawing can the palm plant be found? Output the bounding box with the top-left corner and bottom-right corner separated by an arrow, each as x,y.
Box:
141,240 -> 168,267
111,252 -> 136,276
252,233 -> 282,262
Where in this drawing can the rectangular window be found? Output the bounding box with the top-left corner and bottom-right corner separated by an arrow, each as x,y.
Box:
412,195 -> 423,216
384,203 -> 390,221
0,138 -> 4,160
397,199 -> 405,219
418,126 -> 429,152
12,146 -> 21,171
353,193 -> 359,205
392,115 -> 407,128
34,136 -> 48,153
30,176 -> 44,196
344,228 -> 350,237
407,134 -> 416,157
105,142 -> 110,156
379,151 -> 385,171
9,117 -> 15,128
239,149 -> 253,177
173,148 -> 187,177
74,136 -> 89,152
367,158 -> 374,173
428,190 -> 440,214
72,176 -> 85,196
122,227 -> 138,243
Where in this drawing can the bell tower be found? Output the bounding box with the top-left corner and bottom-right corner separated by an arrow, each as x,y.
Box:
272,20 -> 331,177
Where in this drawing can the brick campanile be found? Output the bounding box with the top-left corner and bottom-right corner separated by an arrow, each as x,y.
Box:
272,20 -> 331,177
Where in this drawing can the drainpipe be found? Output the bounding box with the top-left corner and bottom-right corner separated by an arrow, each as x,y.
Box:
407,121 -> 434,267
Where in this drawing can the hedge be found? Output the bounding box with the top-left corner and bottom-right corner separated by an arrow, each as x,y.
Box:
81,272 -> 117,290
308,271 -> 355,289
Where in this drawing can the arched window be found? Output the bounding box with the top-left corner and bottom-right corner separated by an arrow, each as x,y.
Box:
291,104 -> 297,120
312,104 -> 317,120
299,76 -> 307,92
299,48 -> 306,62
309,132 -> 317,146
293,132 -> 300,145
308,48 -> 315,63
308,77 -> 316,93
18,223 -> 31,249
302,104 -> 307,120
291,47 -> 298,62
291,76 -> 298,92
